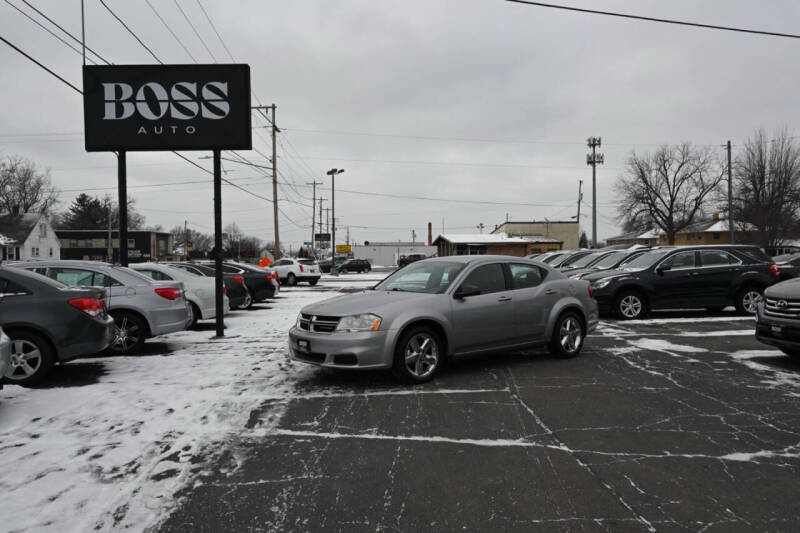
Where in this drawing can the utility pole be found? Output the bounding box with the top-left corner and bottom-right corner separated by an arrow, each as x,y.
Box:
725,140 -> 734,244
476,223 -> 485,234
586,137 -> 604,248
411,229 -> 416,247
183,220 -> 188,261
346,226 -> 350,245
325,208 -> 330,234
270,104 -> 281,259
306,180 -> 322,258
106,196 -> 113,262
326,169 -> 344,264
576,180 -> 583,224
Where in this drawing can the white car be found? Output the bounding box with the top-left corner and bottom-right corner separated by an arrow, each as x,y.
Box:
272,258 -> 321,286
131,262 -> 229,328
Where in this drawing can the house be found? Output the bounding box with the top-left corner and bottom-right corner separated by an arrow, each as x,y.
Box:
433,233 -> 562,257
492,220 -> 579,249
56,230 -> 172,263
606,215 -> 757,247
0,213 -> 60,262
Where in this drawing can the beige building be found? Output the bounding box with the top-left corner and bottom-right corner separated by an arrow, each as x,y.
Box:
433,233 -> 562,257
492,221 -> 580,250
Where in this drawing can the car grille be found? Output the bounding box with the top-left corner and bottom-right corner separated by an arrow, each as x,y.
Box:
764,297 -> 800,319
299,313 -> 340,333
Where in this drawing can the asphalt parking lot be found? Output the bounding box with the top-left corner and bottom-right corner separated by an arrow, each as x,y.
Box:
160,301 -> 800,532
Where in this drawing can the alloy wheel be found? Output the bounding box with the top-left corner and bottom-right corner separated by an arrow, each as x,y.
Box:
8,339 -> 42,379
742,290 -> 762,314
559,317 -> 582,353
112,316 -> 140,353
620,295 -> 643,318
404,333 -> 439,379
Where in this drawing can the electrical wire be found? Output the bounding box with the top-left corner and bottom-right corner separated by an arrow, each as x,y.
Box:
145,0 -> 198,63
19,0 -> 109,63
172,0 -> 217,62
98,0 -> 162,63
195,0 -> 236,62
505,0 -> 800,40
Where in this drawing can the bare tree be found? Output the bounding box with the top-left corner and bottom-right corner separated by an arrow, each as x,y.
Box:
0,154 -> 59,214
615,143 -> 724,244
732,129 -> 800,250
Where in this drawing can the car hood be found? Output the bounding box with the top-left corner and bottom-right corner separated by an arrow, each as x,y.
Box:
301,290 -> 440,317
766,278 -> 800,298
581,268 -> 632,282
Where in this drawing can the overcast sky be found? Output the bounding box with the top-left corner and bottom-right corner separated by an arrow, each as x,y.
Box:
1,0 -> 799,249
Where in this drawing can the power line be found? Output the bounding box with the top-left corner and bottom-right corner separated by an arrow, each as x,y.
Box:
145,0 -> 198,63
300,154 -> 618,171
4,0 -> 96,63
19,0 -> 109,63
98,0 -> 163,63
194,0 -> 236,62
505,0 -> 800,40
172,0 -> 217,62
0,33 -> 81,93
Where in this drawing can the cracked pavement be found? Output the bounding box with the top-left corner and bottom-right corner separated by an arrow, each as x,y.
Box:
159,297 -> 800,532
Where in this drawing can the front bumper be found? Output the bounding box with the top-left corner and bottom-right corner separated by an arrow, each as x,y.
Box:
288,326 -> 393,369
755,306 -> 800,351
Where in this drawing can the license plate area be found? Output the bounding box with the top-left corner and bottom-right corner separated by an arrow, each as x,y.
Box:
297,339 -> 310,351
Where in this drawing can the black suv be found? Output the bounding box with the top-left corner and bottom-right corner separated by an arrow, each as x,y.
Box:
583,245 -> 779,319
339,259 -> 371,273
397,254 -> 427,268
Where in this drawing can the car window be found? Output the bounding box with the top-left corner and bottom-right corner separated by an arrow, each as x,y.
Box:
567,252 -> 604,268
50,267 -> 96,287
375,261 -> 465,294
0,277 -> 30,295
700,250 -> 740,266
593,251 -> 626,269
168,265 -> 200,277
222,265 -> 241,274
136,269 -> 173,281
509,263 -> 544,289
299,259 -> 315,265
93,272 -> 122,287
661,251 -> 696,270
459,263 -> 506,295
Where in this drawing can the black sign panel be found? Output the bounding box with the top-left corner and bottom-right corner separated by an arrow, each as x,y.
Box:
83,64 -> 252,151
315,233 -> 331,242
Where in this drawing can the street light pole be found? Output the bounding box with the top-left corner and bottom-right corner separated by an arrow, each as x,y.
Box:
326,168 -> 344,266
586,137 -> 604,249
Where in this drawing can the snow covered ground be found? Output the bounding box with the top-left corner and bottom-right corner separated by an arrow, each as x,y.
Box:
0,286 -> 335,532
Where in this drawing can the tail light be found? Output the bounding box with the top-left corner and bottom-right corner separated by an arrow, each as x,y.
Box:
588,284 -> 595,298
299,264 -> 305,272
155,287 -> 182,300
222,281 -> 227,295
234,275 -> 244,285
770,264 -> 780,277
69,297 -> 105,317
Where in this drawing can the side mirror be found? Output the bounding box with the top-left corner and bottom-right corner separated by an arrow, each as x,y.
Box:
656,264 -> 671,275
455,284 -> 482,299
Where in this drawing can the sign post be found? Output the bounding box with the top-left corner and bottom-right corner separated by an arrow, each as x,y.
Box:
83,64 -> 252,338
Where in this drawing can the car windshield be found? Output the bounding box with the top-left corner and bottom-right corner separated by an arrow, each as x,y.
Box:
567,252 -> 605,268
114,266 -> 155,282
375,261 -> 465,294
592,251 -> 627,269
623,250 -> 671,270
299,259 -> 316,265
540,253 -> 562,264
167,265 -> 200,277
548,254 -> 573,267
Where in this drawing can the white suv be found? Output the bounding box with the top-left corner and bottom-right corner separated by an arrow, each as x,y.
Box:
272,258 -> 321,286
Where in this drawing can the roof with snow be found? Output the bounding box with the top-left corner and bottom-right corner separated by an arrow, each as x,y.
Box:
608,219 -> 755,242
0,213 -> 42,244
434,232 -> 562,244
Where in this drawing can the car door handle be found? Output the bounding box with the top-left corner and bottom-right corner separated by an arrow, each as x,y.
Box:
688,272 -> 699,276
497,295 -> 512,302
544,289 -> 556,295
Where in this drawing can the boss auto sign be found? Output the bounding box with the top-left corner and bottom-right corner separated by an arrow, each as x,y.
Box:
83,64 -> 252,151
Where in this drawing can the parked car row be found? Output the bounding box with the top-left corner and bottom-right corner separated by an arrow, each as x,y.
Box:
0,259 -> 281,386
318,257 -> 372,274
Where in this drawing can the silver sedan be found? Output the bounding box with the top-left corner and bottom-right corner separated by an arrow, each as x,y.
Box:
289,255 -> 599,383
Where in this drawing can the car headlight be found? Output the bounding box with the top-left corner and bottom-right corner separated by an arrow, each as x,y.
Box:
336,313 -> 382,332
593,277 -> 614,289
570,273 -> 584,279
295,313 -> 303,328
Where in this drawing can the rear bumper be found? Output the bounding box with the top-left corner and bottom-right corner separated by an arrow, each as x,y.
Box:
60,316 -> 115,362
149,304 -> 191,336
251,284 -> 276,301
288,326 -> 393,369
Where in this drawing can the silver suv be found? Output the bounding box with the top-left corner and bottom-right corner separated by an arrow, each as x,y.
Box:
13,260 -> 191,354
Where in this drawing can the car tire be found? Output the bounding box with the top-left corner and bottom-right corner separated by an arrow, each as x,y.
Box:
287,273 -> 297,286
392,326 -> 443,384
614,290 -> 647,320
548,312 -> 586,358
4,330 -> 55,386
309,279 -> 319,286
341,267 -> 348,274
735,286 -> 763,315
242,290 -> 253,309
108,311 -> 146,354
189,302 -> 201,329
